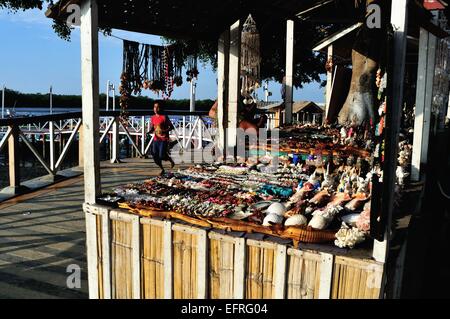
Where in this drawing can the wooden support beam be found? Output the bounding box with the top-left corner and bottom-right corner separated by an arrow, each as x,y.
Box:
80,0 -> 101,204
325,44 -> 334,122
284,20 -> 294,125
375,0 -> 409,266
78,124 -> 84,167
217,29 -> 230,155
411,28 -> 437,181
227,20 -> 241,153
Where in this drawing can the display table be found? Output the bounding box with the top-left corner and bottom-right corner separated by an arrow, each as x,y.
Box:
84,202 -> 383,299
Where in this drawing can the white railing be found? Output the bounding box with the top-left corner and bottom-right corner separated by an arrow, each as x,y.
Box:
0,110 -> 218,193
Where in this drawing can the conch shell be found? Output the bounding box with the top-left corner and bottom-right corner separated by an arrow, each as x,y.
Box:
309,189 -> 331,206
308,214 -> 329,230
262,213 -> 283,226
284,214 -> 308,227
345,193 -> 369,212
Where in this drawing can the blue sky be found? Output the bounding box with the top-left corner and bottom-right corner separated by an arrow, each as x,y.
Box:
0,9 -> 325,104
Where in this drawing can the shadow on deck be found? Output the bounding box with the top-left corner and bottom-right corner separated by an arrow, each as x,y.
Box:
0,158 -> 182,299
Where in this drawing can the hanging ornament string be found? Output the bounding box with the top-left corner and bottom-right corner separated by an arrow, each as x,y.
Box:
118,35 -> 198,115
241,14 -> 261,104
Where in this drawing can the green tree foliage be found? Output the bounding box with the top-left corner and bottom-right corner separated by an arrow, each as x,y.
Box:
2,88 -> 214,111
165,21 -> 340,88
1,0 -> 340,86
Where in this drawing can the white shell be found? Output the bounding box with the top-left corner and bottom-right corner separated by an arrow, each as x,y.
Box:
229,211 -> 253,220
262,213 -> 283,226
266,202 -> 287,216
341,214 -> 360,227
308,215 -> 329,230
284,214 -> 308,227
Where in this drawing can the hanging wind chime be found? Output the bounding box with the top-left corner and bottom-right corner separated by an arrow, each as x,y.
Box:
240,14 -> 261,104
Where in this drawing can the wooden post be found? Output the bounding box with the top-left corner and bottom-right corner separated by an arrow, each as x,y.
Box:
8,125 -> 20,190
318,252 -> 334,299
80,0 -> 100,204
227,20 -> 241,154
78,124 -> 84,167
273,244 -> 287,299
411,28 -> 437,181
233,237 -> 245,299
325,45 -> 334,122
218,29 -> 230,157
374,0 -> 409,266
285,20 -> 294,125
84,207 -> 99,299
163,221 -> 173,299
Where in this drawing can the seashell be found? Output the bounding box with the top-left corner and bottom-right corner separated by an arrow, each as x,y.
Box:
284,214 -> 308,227
229,210 -> 253,220
308,215 -> 329,230
262,213 -> 283,226
266,202 -> 287,216
341,214 -> 360,227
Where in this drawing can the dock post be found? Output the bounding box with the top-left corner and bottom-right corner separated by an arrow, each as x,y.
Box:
8,125 -> 20,190
111,116 -> 120,163
49,120 -> 55,174
4,125 -> 27,195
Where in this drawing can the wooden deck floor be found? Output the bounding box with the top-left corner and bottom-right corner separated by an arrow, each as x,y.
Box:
0,158 -> 180,299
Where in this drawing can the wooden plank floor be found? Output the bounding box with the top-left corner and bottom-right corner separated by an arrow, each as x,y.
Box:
0,158 -> 183,299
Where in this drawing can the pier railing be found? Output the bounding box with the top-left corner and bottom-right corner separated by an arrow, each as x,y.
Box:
0,110 -> 217,194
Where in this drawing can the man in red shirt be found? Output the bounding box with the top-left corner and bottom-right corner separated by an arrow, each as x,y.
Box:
149,101 -> 175,175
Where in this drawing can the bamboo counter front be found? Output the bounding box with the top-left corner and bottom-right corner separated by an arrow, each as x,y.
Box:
84,203 -> 384,299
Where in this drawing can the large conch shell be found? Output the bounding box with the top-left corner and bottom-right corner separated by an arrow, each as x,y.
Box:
345,193 -> 369,211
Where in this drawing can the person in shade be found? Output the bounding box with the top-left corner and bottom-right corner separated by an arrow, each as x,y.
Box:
149,101 -> 175,175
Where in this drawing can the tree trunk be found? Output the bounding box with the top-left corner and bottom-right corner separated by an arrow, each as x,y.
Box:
338,0 -> 383,126
338,47 -> 378,125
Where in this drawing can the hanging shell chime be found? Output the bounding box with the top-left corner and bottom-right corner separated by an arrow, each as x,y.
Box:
241,14 -> 261,105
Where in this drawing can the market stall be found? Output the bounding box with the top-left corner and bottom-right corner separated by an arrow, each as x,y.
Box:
46,0 -> 450,299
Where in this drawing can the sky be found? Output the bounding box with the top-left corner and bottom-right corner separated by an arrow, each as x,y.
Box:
0,8 -> 325,105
